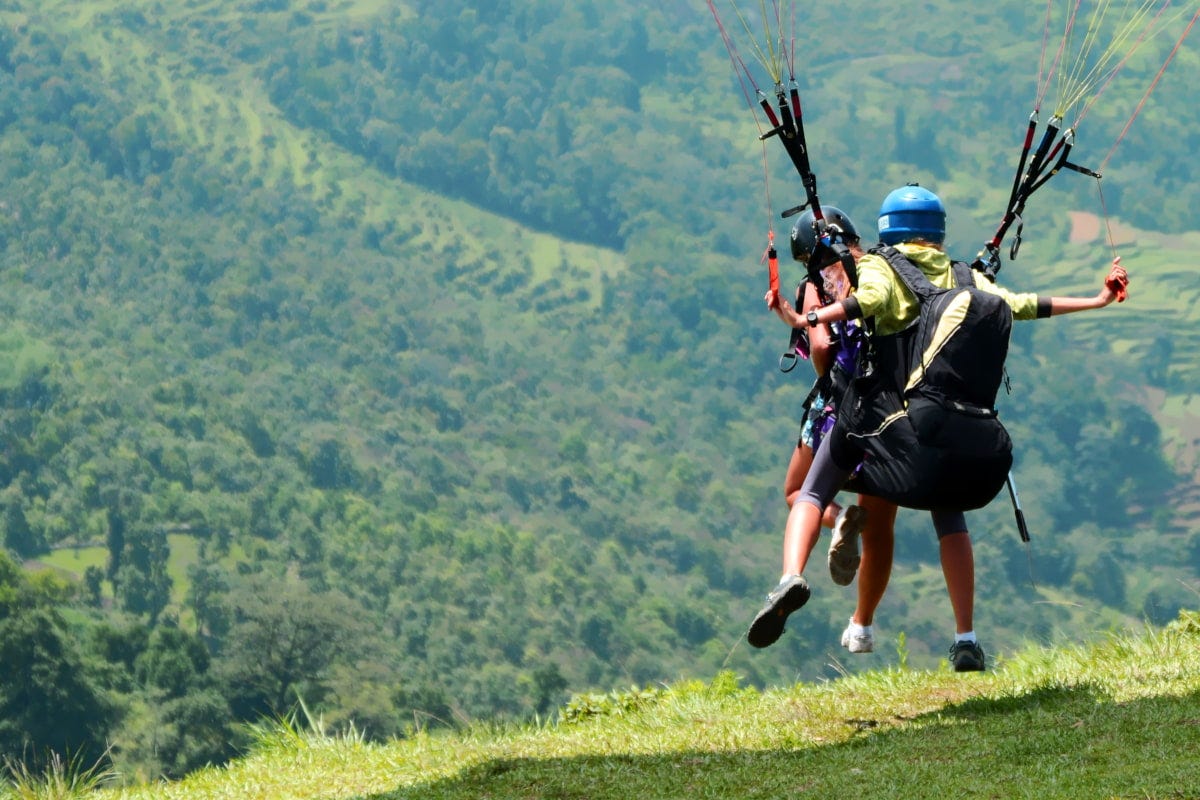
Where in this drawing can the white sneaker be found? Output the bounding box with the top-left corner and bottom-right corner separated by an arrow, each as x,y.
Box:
841,622 -> 874,654
828,504 -> 866,586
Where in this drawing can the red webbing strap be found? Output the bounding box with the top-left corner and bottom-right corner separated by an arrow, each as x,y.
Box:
763,231 -> 780,309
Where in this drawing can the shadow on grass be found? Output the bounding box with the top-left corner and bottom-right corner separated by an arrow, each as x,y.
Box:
351,684 -> 1200,800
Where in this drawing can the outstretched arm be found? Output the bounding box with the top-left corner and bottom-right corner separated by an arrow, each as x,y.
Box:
1044,257 -> 1128,317
766,290 -> 851,331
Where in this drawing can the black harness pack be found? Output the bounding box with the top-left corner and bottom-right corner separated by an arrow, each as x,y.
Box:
832,245 -> 1014,512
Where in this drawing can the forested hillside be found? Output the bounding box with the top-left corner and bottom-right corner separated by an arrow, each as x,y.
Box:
0,0 -> 1196,783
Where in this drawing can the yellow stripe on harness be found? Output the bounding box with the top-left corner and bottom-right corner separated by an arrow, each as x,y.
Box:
904,291 -> 971,395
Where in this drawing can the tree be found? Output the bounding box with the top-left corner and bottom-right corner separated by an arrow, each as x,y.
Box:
153,691 -> 237,779
135,625 -> 211,699
217,574 -> 366,718
0,607 -> 114,765
306,439 -> 360,490
531,662 -> 568,716
185,559 -> 232,644
1,493 -> 44,558
114,526 -> 172,622
83,565 -> 104,608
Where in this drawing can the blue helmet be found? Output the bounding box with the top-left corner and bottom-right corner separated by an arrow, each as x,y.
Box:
877,183 -> 945,245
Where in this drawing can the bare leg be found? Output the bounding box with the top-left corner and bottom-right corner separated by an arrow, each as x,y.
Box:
781,444 -> 840,577
749,440 -> 851,649
938,530 -> 974,635
782,500 -> 825,576
748,496 -> 827,649
850,495 -> 897,627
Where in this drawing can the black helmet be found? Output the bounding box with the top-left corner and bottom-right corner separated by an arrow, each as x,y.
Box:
789,206 -> 859,263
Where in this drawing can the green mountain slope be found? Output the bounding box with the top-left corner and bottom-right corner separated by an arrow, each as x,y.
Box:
0,0 -> 1196,780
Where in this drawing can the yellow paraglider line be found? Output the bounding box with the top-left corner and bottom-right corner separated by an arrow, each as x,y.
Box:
1043,0 -> 1195,125
724,0 -> 794,88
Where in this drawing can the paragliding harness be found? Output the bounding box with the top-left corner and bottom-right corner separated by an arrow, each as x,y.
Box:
793,315 -> 864,452
832,245 -> 1014,512
779,240 -> 859,372
782,241 -> 864,453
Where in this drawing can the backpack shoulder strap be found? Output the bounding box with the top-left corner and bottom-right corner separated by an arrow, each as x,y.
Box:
951,261 -> 975,288
868,244 -> 936,300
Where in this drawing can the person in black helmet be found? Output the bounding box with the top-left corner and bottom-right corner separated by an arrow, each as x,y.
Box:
748,206 -> 896,651
770,183 -> 1128,671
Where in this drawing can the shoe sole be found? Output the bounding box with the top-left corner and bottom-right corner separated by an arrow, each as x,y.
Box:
828,506 -> 866,586
747,579 -> 810,648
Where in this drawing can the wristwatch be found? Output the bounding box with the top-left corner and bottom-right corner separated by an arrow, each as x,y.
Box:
806,309 -> 820,328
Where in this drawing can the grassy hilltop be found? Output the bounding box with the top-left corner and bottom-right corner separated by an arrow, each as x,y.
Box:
57,611 -> 1196,800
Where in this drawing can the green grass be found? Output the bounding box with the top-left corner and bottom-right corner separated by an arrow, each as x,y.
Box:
28,534 -> 249,625
3,749 -> 115,800
68,611 -> 1200,800
34,547 -> 108,579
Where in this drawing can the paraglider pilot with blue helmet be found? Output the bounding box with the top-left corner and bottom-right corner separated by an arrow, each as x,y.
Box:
762,183 -> 1129,671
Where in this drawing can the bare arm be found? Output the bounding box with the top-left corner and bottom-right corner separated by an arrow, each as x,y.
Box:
801,282 -> 836,376
1044,258 -> 1128,316
766,290 -> 851,331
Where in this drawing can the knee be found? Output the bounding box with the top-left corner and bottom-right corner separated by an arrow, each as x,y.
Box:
933,510 -> 968,540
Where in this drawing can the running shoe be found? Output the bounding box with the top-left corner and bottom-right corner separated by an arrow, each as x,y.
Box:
841,622 -> 874,654
949,640 -> 986,672
747,574 -> 810,648
828,504 -> 867,586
